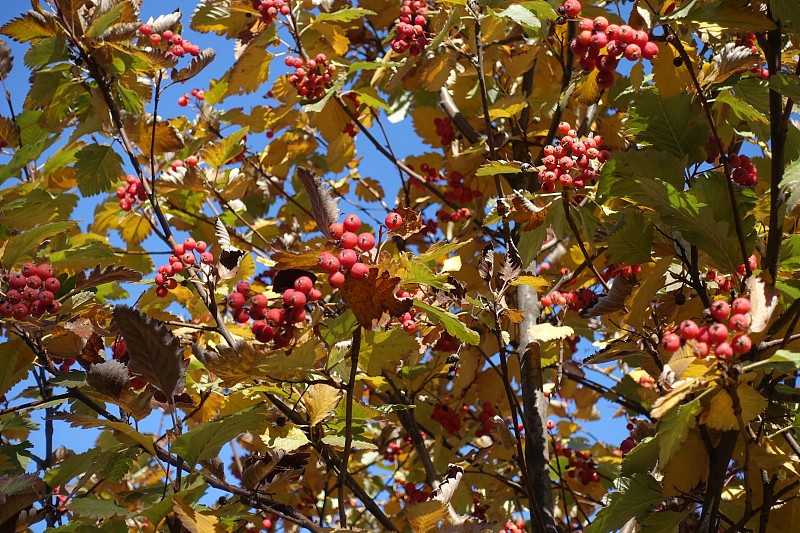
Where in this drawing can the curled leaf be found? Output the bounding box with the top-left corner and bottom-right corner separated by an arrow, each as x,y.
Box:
296,167 -> 340,239
389,206 -> 424,239
340,268 -> 413,329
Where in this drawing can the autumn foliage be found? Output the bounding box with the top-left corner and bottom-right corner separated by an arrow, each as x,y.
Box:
1,0 -> 800,532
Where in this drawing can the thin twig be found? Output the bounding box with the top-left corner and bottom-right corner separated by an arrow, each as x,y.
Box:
339,327 -> 361,527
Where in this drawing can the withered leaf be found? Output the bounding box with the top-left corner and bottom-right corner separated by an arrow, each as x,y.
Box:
171,48 -> 216,83
500,238 -> 522,282
112,305 -> 187,398
340,268 -> 413,329
86,359 -> 130,399
192,340 -> 266,387
0,38 -> 13,81
272,243 -> 335,271
296,167 -> 340,239
389,206 -> 424,239
580,277 -> 635,317
477,244 -> 494,282
497,191 -> 547,231
214,218 -> 246,279
74,264 -> 143,291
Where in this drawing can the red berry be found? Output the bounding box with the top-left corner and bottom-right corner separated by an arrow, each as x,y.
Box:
679,320 -> 700,340
200,252 -> 214,264
732,297 -> 751,315
184,238 -> 197,251
309,288 -> 322,300
8,272 -> 26,289
732,334 -> 752,354
710,300 -> 731,321
350,262 -> 369,279
149,33 -> 162,45
715,342 -> 733,359
252,293 -> 269,308
228,293 -> 246,309
338,249 -> 358,270
44,278 -> 60,293
234,308 -> 251,323
642,41 -> 659,60
292,276 -> 312,294
12,303 -> 29,319
693,342 -> 710,358
266,308 -> 285,326
236,281 -> 251,295
139,23 -> 153,35
564,0 -> 581,18
328,223 -> 345,240
343,214 -> 362,232
182,252 -> 195,264
287,307 -> 306,323
195,241 -> 207,253
21,263 -> 37,277
357,232 -> 376,251
329,271 -> 346,288
546,419 -> 555,430
708,323 -> 729,344
661,333 -> 681,352
173,244 -> 185,255
623,43 -> 642,61
253,321 -> 274,343
37,264 -> 54,280
178,96 -> 189,107
283,289 -> 307,308
729,313 -> 751,332
385,212 -> 404,230
318,253 -> 340,273
186,155 -> 199,167
402,319 -> 416,333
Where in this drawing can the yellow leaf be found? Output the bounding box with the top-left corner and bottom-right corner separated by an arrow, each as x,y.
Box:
624,256 -> 673,330
314,24 -> 350,57
527,323 -> 574,342
406,499 -> 446,533
705,389 -> 738,431
172,496 -> 224,533
225,38 -> 272,96
735,383 -> 768,424
261,425 -> 310,452
662,430 -> 709,496
119,211 -> 152,246
595,112 -> 628,151
652,42 -> 695,99
441,255 -> 461,272
303,384 -> 342,426
572,70 -> 601,105
325,133 -> 355,173
419,52 -> 456,92
650,378 -> 700,419
509,275 -> 549,290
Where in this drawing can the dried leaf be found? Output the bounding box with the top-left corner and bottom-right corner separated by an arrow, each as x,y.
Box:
303,384 -> 342,426
389,206 -> 424,239
497,192 -> 547,231
432,465 -> 464,505
214,218 -> 245,279
86,359 -> 130,399
746,276 -> 778,333
296,167 -> 340,239
112,305 -> 187,398
192,340 -> 266,387
477,244 -> 494,282
702,42 -> 759,86
74,264 -> 143,291
0,38 -> 13,81
171,48 -> 216,83
340,268 -> 413,329
581,277 -> 635,317
500,239 -> 522,282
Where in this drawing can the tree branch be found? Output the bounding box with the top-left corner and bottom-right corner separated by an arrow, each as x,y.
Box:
339,327 -> 361,527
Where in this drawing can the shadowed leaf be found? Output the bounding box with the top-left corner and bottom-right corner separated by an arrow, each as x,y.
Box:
297,167 -> 340,239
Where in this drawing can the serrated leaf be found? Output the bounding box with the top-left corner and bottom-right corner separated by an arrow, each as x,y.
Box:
581,277 -> 635,317
781,157 -> 800,212
172,496 -> 224,533
172,410 -> 269,468
1,11 -> 57,43
678,0 -> 776,34
74,264 -> 143,291
86,359 -> 130,399
0,341 -> 36,407
341,268 -> 413,329
87,2 -> 129,39
414,300 -> 479,345
607,211 -> 653,265
303,384 -> 342,426
406,500 -> 446,533
657,399 -> 701,465
45,447 -> 103,488
314,7 -> 376,23
171,48 -> 215,83
112,305 -> 187,398
476,160 -> 522,176
585,474 -> 663,533
261,425 -> 310,452
321,435 -> 378,450
225,37 -> 272,96
2,221 -> 77,267
527,323 -> 574,342
628,90 -> 708,163
360,328 -> 420,376
60,414 -> 156,454
74,145 -> 124,197
200,128 -> 248,169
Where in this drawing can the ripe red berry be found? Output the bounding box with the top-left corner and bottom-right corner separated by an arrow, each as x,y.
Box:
178,96 -> 189,107
287,307 -> 306,323
329,271 -> 346,288
357,233 -> 376,251
708,323 -> 729,344
642,41 -> 659,60
547,419 -> 555,430
732,297 -> 751,315
234,308 -> 250,323
186,155 -> 199,167
236,281 -> 251,295
228,293 -> 246,309
343,214 -> 361,232
729,313 -> 751,332
338,249 -> 358,270
693,342 -> 710,358
184,238 -> 197,251
564,0 -> 581,18
182,252 -> 195,264
21,263 -> 37,277
25,275 -> 42,289
37,264 -> 54,280
340,231 -> 359,249
37,291 -> 54,305
661,333 -> 681,352
710,300 -> 731,322
715,342 -> 733,359
8,272 -> 26,289
283,289 -> 307,308
328,223 -> 345,240
195,241 -> 208,253
679,320 -> 700,340
385,212 -> 404,230
149,33 -> 162,45
139,23 -> 153,35
350,262 -> 369,279
253,321 -> 274,343
309,288 -> 322,301
44,277 -> 60,293
12,303 -> 29,319
732,334 -> 752,353
266,308 -> 285,326
623,44 -> 642,61
596,70 -> 615,89
318,253 -> 340,273
201,252 -> 215,264
402,319 -> 416,333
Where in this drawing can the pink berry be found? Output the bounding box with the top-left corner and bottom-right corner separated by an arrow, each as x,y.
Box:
563,0 -> 581,18
710,300 -> 731,322
343,214 -> 361,233
715,342 -> 733,359
708,323 -> 729,344
329,271 -> 346,288
679,320 -> 700,340
184,238 -> 197,251
340,232 -> 358,249
732,297 -> 751,314
729,313 -> 751,332
693,342 -> 710,358
357,232 -> 376,251
267,308 -> 285,326
402,319 -> 416,333
200,252 -> 214,264
309,288 -> 322,301
661,333 -> 681,352
194,240 -> 207,253
732,334 -> 752,354
182,252 -> 195,264
338,249 -> 358,270
350,262 -> 369,280
283,289 -> 307,308
328,223 -> 345,240
293,276 -> 314,294
228,293 -> 246,309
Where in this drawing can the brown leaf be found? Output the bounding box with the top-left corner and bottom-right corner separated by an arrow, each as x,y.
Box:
340,268 -> 413,329
0,38 -> 12,81
477,244 -> 494,282
77,332 -> 106,367
272,243 -> 336,271
171,48 -> 216,83
86,359 -> 130,399
497,192 -> 547,231
580,277 -> 635,317
0,475 -> 45,527
296,167 -> 340,239
112,305 -> 187,398
74,264 -> 143,292
389,206 -> 424,239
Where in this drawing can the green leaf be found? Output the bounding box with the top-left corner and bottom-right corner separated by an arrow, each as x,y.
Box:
620,437 -> 659,478
658,400 -> 701,465
321,309 -> 359,346
585,474 -> 664,533
321,435 -> 378,450
628,90 -> 709,163
191,1 -> 251,38
745,350 -> 800,371
0,340 -> 35,400
348,60 -> 403,74
314,7 -> 376,23
781,157 -> 800,212
1,12 -> 57,43
639,510 -> 692,533
1,220 -> 77,267
74,145 -> 124,197
677,0 -> 776,33
172,410 -> 269,468
45,447 -> 104,487
607,211 -> 653,265
414,300 -> 480,345
494,2 -> 555,35
781,234 -> 800,270
360,328 -> 421,376
23,35 -> 68,69
86,3 -> 127,39
770,73 -> 800,102
771,0 -> 800,30
475,160 -> 522,176
69,497 -> 133,519
715,90 -> 768,125
352,88 -> 390,112
261,425 -> 310,452
416,240 -> 470,264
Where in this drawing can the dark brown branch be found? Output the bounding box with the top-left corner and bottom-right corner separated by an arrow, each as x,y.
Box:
339,327 -> 361,527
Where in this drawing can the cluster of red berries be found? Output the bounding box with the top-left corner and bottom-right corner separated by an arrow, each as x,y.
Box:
553,442 -> 600,485
110,339 -> 148,389
499,520 -> 527,533
474,402 -> 497,438
178,88 -> 205,107
138,24 -> 201,58
704,140 -> 759,186
436,207 -> 472,223
383,441 -> 403,462
431,403 -> 462,435
250,0 -> 291,25
284,54 -> 335,100
410,163 -> 443,190
391,0 -> 430,55
602,261 -> 642,281
734,32 -> 769,79
562,7 -> 659,89
540,288 -> 597,312
117,174 -> 146,211
433,116 -> 455,145
661,296 -> 753,360
538,121 -> 611,192
402,482 -> 431,503
236,276 -> 321,347
444,171 -> 482,203
1,263 -> 61,319
155,238 -> 213,297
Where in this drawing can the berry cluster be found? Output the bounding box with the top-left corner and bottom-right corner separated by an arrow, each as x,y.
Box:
433,116 -> 455,145
553,442 -> 600,485
250,0 -> 291,25
138,25 -> 201,58
319,212 -> 398,288
602,261 -> 642,281
537,121 -> 612,192
402,482 -> 431,503
499,520 -> 527,533
704,139 -> 759,187
474,402 -> 497,438
436,207 -> 472,223
540,288 -> 598,313
391,0 -> 430,56
383,441 -> 403,462
241,276 -> 322,348
661,296 -> 753,360
562,8 -> 659,89
1,263 -> 61,319
444,171 -> 482,203
285,54 -> 335,100
155,238 -> 213,298
431,402 -> 462,435
117,174 -> 146,211
178,88 -> 205,107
